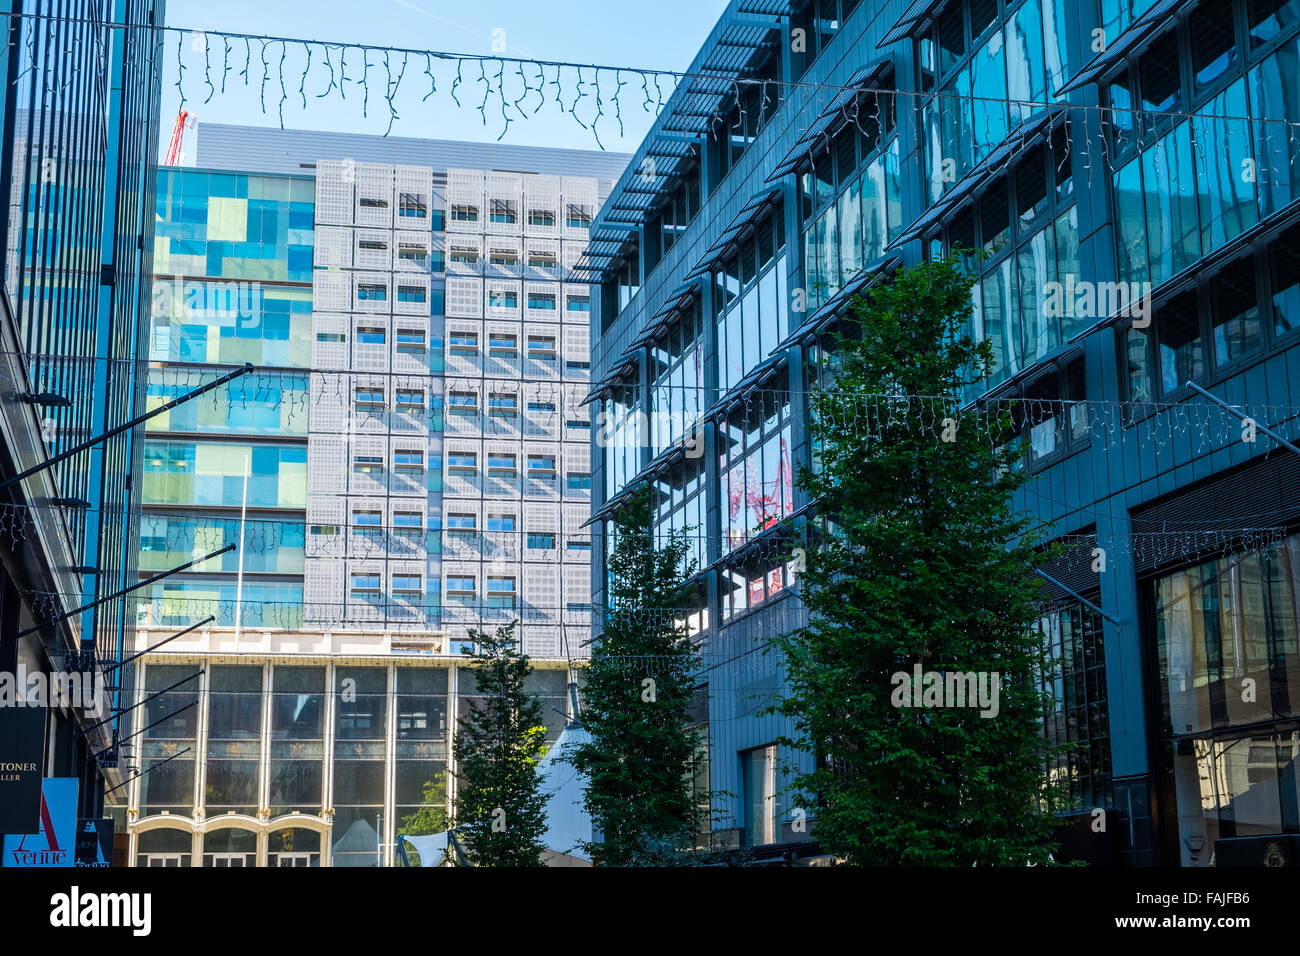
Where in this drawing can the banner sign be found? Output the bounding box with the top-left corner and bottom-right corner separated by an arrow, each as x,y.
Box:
74,818 -> 114,867
3,776 -> 78,867
0,708 -> 45,834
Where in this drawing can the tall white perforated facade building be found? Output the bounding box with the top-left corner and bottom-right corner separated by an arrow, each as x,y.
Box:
304,157 -> 607,658
125,127 -> 626,866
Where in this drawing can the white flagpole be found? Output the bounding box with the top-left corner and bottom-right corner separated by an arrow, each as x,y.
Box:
233,451 -> 250,642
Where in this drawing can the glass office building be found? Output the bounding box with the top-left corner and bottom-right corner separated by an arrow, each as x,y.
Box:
589,0 -> 1300,865
142,169 -> 316,629
0,2 -> 165,828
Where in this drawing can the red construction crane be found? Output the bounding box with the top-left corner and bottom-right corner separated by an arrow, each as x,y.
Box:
165,109 -> 196,166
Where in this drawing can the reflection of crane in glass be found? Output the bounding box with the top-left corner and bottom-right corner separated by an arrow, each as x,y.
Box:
729,437 -> 792,541
165,110 -> 196,166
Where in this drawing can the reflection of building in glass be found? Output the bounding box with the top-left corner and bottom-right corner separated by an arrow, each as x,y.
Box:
1154,535 -> 1300,865
590,0 -> 1300,865
126,126 -> 626,865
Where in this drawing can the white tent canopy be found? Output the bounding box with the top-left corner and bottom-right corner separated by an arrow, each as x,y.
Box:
399,723 -> 593,867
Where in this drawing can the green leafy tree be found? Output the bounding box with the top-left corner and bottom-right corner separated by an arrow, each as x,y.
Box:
452,620 -> 549,866
775,253 -> 1058,865
570,484 -> 703,865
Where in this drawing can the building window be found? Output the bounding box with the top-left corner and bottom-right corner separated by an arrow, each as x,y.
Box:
392,575 -> 423,595
447,451 -> 477,472
488,393 -> 518,417
567,539 -> 591,552
566,472 -> 592,490
398,192 -> 428,218
527,455 -> 555,474
447,513 -> 477,534
359,239 -> 388,252
451,204 -> 479,222
449,332 -> 479,354
527,533 -> 556,549
486,577 -> 517,609
397,285 -> 427,303
352,510 -> 382,528
1039,598 -> 1111,812
395,390 -> 424,413
1119,227 -> 1300,408
394,450 -> 424,474
566,204 -> 592,229
431,209 -> 446,230
1153,530 -> 1300,861
396,329 -> 426,354
529,209 -> 556,227
937,125 -> 1078,395
448,392 -> 478,415
486,514 -> 516,532
359,197 -> 389,209
1004,355 -> 1089,469
450,249 -> 479,265
528,400 -> 556,413
489,333 -> 518,356
720,387 -> 792,555
357,284 -> 387,301
527,335 -> 556,358
527,292 -> 557,310
566,295 -> 591,313
489,290 -> 519,309
490,251 -> 519,267
742,744 -> 781,846
393,511 -> 423,535
353,455 -> 384,474
715,214 -> 788,392
651,297 -> 706,452
356,327 -> 385,345
354,388 -> 386,411
490,200 -> 518,224
351,574 -> 381,597
446,576 -> 476,593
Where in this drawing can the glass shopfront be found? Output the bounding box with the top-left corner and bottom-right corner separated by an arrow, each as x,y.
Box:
1153,533 -> 1300,864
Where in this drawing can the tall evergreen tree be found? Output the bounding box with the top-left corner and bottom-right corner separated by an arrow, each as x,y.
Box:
452,620 -> 549,866
776,254 -> 1058,865
570,484 -> 703,865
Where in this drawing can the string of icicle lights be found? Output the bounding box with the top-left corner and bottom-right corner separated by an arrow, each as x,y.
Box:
19,352 -> 1300,454
5,502 -> 1292,566
5,9 -> 1300,148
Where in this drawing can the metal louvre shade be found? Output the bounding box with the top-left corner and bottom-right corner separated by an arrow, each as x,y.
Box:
889,105 -> 1067,248
767,59 -> 895,182
684,186 -> 784,279
1055,0 -> 1183,95
877,0 -> 952,47
772,253 -> 902,353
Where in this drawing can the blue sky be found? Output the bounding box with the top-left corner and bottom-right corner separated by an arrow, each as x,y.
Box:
161,0 -> 731,157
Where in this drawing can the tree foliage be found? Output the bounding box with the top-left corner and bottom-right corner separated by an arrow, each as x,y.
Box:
775,253 -> 1059,865
452,620 -> 549,866
570,484 -> 704,865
